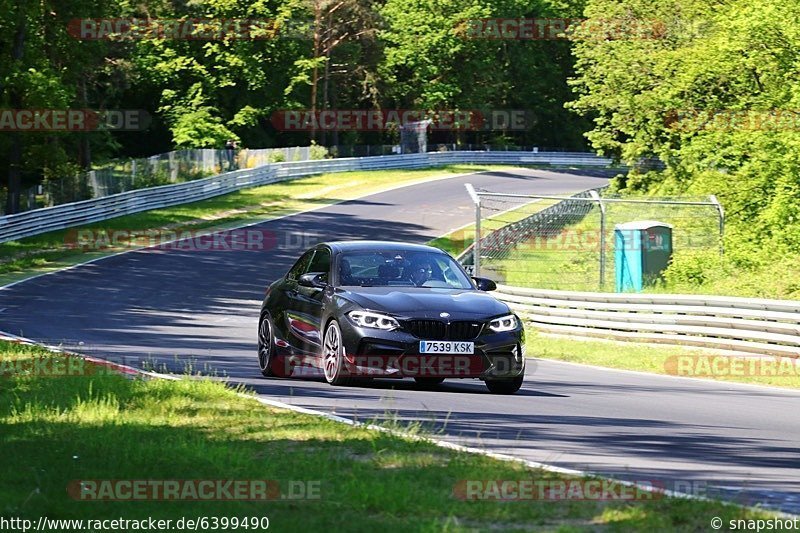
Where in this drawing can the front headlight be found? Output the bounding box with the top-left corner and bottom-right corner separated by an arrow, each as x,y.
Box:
488,314 -> 518,333
348,310 -> 400,330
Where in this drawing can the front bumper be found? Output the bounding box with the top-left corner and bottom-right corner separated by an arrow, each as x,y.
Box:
338,317 -> 526,380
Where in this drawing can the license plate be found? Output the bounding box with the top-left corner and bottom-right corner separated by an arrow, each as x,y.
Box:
419,341 -> 474,354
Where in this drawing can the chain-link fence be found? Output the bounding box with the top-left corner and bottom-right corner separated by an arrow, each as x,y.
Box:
2,146 -> 329,214
462,187 -> 723,292
84,146 -> 329,199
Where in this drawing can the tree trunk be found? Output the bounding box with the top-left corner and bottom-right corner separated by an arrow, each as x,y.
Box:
6,11 -> 26,214
7,129 -> 22,215
310,2 -> 322,145
320,12 -> 333,147
78,78 -> 91,170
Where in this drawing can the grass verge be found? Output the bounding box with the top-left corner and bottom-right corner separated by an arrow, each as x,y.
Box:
0,340 -> 780,531
0,164 -> 515,287
525,330 -> 800,390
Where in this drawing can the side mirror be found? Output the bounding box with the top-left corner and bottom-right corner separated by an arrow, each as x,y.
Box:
472,276 -> 497,292
298,272 -> 328,289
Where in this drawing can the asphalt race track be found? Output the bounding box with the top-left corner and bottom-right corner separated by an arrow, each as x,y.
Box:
2,168 -> 799,514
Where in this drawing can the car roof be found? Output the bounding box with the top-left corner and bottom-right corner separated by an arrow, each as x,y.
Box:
324,240 -> 446,254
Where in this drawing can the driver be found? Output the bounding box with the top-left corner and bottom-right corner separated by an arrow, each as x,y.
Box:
408,259 -> 433,286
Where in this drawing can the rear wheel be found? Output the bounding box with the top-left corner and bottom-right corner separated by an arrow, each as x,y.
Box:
485,375 -> 523,394
414,377 -> 445,387
257,316 -> 275,377
323,320 -> 351,386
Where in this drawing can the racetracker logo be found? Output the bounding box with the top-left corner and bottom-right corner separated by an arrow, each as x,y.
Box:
64,228 -> 279,252
270,109 -> 530,131
67,18 -> 297,40
276,354 -> 485,378
664,356 -> 800,378
665,108 -> 800,132
0,355 -> 116,378
67,479 -> 321,501
0,109 -> 150,132
272,353 -> 525,379
453,479 -> 709,500
458,17 -> 705,41
453,479 -> 664,501
450,228 -> 688,254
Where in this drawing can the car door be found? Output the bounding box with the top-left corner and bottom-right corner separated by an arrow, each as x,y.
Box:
281,249 -> 316,354
282,246 -> 332,354
293,246 -> 332,355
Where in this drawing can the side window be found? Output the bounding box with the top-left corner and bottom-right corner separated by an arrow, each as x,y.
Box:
308,248 -> 331,281
286,250 -> 315,281
433,256 -> 460,287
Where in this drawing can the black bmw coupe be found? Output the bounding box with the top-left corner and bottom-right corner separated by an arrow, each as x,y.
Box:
258,241 -> 525,394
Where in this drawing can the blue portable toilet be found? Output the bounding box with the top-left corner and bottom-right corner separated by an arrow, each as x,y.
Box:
615,221 -> 673,293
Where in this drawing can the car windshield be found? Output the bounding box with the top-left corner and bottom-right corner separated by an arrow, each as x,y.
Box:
338,250 -> 474,289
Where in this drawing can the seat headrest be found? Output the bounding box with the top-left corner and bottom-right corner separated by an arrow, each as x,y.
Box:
377,264 -> 400,278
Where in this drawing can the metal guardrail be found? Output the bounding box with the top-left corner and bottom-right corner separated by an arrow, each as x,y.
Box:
495,285 -> 800,357
0,151 -> 616,243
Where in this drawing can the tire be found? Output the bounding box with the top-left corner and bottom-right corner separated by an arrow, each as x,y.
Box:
322,320 -> 351,386
485,375 -> 523,394
415,377 -> 445,387
257,315 -> 275,377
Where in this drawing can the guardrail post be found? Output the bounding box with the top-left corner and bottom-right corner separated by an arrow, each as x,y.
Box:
465,183 -> 481,277
710,194 -> 724,256
589,189 -> 606,289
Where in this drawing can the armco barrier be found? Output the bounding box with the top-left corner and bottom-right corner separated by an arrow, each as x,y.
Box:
494,284 -> 800,357
0,151 -> 615,243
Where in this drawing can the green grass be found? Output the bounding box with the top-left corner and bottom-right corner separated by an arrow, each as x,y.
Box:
0,165 -> 514,287
525,330 -> 800,390
0,341 -> 780,531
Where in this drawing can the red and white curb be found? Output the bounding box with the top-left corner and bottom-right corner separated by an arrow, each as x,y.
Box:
0,331 -> 176,380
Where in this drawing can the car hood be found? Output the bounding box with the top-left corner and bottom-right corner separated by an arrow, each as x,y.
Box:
337,287 -> 511,319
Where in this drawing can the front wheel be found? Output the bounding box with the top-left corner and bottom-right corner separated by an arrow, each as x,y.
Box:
323,320 -> 351,386
257,316 -> 275,377
485,375 -> 523,394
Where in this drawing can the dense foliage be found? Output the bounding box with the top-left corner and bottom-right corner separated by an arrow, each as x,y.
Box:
570,0 -> 800,297
3,0 -> 798,298
0,0 -> 586,212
